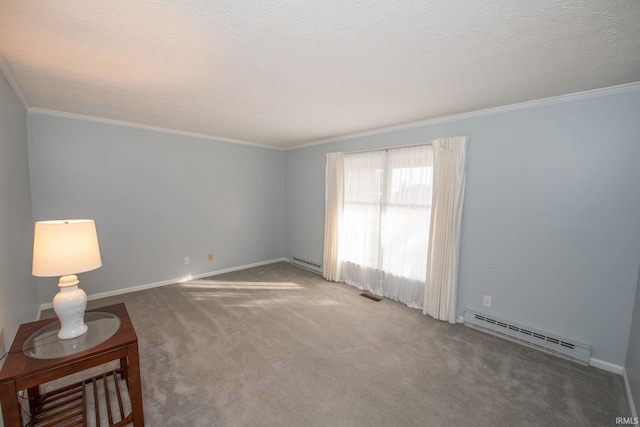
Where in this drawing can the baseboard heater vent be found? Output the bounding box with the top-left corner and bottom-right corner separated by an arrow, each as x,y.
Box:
464,309 -> 591,365
290,257 -> 323,274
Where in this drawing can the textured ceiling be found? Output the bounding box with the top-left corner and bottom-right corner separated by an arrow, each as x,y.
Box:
0,1 -> 639,148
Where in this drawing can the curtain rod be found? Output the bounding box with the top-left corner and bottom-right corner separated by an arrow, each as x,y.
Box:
345,141 -> 432,155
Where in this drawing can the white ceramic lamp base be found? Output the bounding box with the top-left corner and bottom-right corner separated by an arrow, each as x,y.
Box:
53,274 -> 88,339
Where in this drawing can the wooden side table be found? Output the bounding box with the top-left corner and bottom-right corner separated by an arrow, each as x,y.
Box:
0,303 -> 144,426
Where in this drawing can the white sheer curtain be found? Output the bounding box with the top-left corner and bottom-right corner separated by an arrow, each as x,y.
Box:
334,145 -> 434,308
423,137 -> 469,323
324,137 -> 469,318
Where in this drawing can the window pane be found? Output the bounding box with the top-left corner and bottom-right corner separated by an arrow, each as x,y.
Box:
341,151 -> 384,268
381,145 -> 433,281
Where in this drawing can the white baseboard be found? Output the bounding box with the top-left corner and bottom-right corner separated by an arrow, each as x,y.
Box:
589,357 -> 625,375
39,258 -> 289,312
623,368 -> 638,419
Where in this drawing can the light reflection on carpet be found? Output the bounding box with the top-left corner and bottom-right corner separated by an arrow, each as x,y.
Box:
180,280 -> 339,306
180,280 -> 303,290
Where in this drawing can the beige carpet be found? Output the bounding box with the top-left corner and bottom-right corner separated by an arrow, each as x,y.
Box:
43,262 -> 630,426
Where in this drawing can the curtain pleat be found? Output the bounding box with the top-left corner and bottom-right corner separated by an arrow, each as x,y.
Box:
424,137 -> 469,323
323,152 -> 344,281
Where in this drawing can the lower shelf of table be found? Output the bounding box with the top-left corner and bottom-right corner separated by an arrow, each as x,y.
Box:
28,368 -> 133,427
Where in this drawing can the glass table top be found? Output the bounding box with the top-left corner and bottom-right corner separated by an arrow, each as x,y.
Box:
22,312 -> 121,359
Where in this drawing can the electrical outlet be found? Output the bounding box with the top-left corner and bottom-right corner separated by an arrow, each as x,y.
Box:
483,295 -> 492,307
184,257 -> 190,265
208,253 -> 214,262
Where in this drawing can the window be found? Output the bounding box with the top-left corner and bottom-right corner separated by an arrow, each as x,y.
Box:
325,137 -> 469,320
338,145 -> 433,307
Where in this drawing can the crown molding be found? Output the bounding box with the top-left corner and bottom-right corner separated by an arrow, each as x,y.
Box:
0,49 -> 29,111
288,81 -> 640,150
19,80 -> 640,151
27,108 -> 284,151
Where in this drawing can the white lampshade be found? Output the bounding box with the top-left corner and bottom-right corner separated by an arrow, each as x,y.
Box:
32,220 -> 102,277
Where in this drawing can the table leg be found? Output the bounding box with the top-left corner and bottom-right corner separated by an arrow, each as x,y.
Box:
0,381 -> 23,427
27,385 -> 40,415
127,343 -> 145,426
120,356 -> 129,380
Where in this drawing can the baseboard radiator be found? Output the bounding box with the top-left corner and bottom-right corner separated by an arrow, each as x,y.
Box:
464,309 -> 591,365
290,257 -> 323,274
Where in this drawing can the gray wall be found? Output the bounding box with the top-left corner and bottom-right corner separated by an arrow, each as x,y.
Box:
284,89 -> 640,366
625,262 -> 640,415
28,113 -> 286,303
0,72 -> 39,366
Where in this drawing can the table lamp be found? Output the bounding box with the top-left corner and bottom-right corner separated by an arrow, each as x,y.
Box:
32,219 -> 102,339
